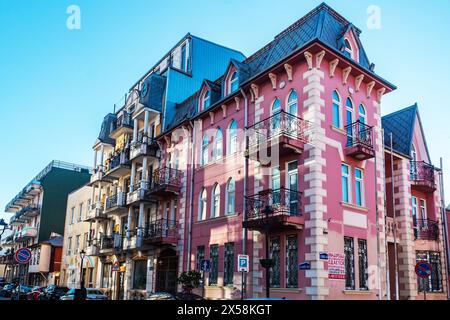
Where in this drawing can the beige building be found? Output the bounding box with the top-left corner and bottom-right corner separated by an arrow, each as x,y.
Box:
61,186 -> 99,289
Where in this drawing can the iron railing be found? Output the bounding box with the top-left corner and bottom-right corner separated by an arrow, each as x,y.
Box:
410,161 -> 435,187
151,167 -> 182,190
110,112 -> 133,134
106,150 -> 130,172
245,187 -> 302,221
247,110 -> 310,148
105,192 -> 126,210
345,120 -> 374,149
414,218 -> 439,241
143,219 -> 177,241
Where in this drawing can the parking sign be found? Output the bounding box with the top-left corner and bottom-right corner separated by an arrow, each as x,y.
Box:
238,255 -> 249,272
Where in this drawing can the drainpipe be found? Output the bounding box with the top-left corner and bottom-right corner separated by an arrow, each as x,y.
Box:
389,132 -> 400,300
186,121 -> 196,271
240,88 -> 249,298
374,127 -> 382,300
381,129 -> 391,300
438,158 -> 450,300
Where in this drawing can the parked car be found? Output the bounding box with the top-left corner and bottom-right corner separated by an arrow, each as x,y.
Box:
60,288 -> 108,300
0,284 -> 15,298
26,286 -> 46,300
10,285 -> 33,300
0,277 -> 6,288
147,292 -> 204,301
39,285 -> 69,300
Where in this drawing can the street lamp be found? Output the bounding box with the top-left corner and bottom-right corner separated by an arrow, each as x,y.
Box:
77,249 -> 87,301
259,205 -> 274,299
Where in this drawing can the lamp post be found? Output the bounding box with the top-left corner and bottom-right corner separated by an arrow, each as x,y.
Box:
259,205 -> 274,299
78,250 -> 86,301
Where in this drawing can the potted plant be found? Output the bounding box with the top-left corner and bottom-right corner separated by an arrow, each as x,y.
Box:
177,270 -> 202,294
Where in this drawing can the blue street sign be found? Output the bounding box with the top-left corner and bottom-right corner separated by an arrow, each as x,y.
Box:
200,259 -> 211,272
299,262 -> 311,270
319,252 -> 329,260
415,261 -> 432,279
238,255 -> 249,272
15,248 -> 32,264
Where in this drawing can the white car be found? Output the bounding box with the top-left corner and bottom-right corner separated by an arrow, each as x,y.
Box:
60,288 -> 108,300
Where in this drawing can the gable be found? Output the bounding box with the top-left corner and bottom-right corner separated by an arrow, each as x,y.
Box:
411,111 -> 431,163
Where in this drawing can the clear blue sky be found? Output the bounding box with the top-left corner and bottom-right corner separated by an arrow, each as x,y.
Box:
1,0 -> 450,224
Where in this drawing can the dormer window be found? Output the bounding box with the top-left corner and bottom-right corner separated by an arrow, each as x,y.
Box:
229,71 -> 239,94
344,38 -> 354,60
201,90 -> 211,110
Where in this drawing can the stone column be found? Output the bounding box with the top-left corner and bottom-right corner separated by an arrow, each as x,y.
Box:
303,61 -> 328,300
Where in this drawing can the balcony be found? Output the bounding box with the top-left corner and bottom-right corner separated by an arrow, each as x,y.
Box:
104,150 -> 131,179
147,167 -> 182,198
85,202 -> 109,222
410,161 -> 436,192
16,227 -> 38,242
243,188 -> 304,232
344,121 -> 375,160
109,113 -> 133,140
86,244 -> 100,256
130,135 -> 159,161
143,220 -> 177,246
414,218 -> 439,241
99,234 -> 123,253
246,111 -> 310,164
88,166 -> 114,186
21,204 -> 40,219
104,192 -> 127,214
127,181 -> 153,205
9,212 -> 27,226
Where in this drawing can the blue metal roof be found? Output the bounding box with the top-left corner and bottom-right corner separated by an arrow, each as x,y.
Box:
382,104 -> 418,158
97,113 -> 116,145
139,73 -> 166,112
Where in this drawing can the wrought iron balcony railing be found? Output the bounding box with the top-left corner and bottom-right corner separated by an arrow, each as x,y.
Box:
344,121 -> 375,160
247,110 -> 310,148
106,150 -> 130,173
414,218 -> 439,241
130,134 -> 159,159
245,187 -> 302,221
105,192 -> 126,210
100,233 -> 123,251
149,167 -> 182,194
410,161 -> 435,190
110,113 -> 133,136
143,219 -> 177,242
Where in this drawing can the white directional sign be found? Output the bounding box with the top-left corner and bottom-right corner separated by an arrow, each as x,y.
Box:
238,254 -> 249,272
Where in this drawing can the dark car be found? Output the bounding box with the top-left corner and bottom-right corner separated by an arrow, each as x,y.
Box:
26,286 -> 46,300
11,285 -> 33,300
39,285 -> 69,300
147,292 -> 204,301
0,284 -> 15,298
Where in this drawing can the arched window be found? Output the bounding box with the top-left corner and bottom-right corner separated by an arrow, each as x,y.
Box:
201,90 -> 211,110
201,135 -> 209,166
198,188 -> 207,221
344,38 -> 354,59
229,71 -> 239,94
332,90 -> 341,128
358,104 -> 367,124
271,98 -> 282,135
211,183 -> 220,218
287,90 -> 298,116
228,120 -> 238,155
213,128 -> 223,160
226,178 -> 235,215
345,98 -> 354,137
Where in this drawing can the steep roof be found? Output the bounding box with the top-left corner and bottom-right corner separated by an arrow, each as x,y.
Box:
242,2 -> 372,82
96,113 -> 116,146
382,103 -> 425,159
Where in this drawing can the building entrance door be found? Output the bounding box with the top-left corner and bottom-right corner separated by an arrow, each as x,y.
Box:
156,249 -> 178,294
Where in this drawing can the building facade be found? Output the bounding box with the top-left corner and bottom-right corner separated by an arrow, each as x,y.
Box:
77,3 -> 448,300
2,160 -> 91,285
61,186 -> 99,289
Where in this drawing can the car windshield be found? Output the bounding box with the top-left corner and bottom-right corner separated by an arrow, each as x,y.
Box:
87,289 -> 104,295
67,289 -> 76,295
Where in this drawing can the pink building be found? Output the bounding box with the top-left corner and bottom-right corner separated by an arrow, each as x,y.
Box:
85,3 -> 449,300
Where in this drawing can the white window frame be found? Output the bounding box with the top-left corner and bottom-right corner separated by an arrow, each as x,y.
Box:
332,90 -> 342,129
227,120 -> 237,155
199,189 -> 207,221
355,168 -> 365,207
344,38 -> 354,60
202,90 -> 211,111
201,135 -> 209,166
225,178 -> 235,215
286,90 -> 298,116
342,164 -> 352,203
358,104 -> 367,124
214,128 -> 223,160
229,71 -> 239,95
211,183 -> 220,218
420,199 -> 427,220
